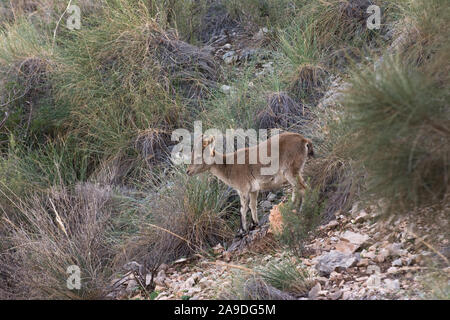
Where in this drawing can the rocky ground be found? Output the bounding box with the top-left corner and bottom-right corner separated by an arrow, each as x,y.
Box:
109,198 -> 448,300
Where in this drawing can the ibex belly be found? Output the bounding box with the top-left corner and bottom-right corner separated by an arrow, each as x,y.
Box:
250,174 -> 288,192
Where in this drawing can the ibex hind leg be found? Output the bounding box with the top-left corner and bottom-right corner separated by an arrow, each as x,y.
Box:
297,174 -> 307,212
284,171 -> 300,206
285,171 -> 306,210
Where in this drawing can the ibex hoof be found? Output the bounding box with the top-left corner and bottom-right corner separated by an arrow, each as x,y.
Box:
236,228 -> 247,238
249,222 -> 258,231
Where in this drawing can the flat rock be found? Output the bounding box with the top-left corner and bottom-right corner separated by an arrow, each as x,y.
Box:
308,283 -> 321,299
315,250 -> 359,276
384,279 -> 400,291
340,231 -> 369,246
335,240 -> 359,254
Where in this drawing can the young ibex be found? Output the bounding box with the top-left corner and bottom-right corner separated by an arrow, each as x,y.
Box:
186,132 -> 314,235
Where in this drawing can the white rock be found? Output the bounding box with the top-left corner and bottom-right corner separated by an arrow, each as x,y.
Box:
392,258 -> 403,267
387,267 -> 398,274
384,279 -> 400,291
220,85 -> 231,94
223,51 -> 237,64
267,192 -> 277,201
340,231 -> 369,246
315,250 -> 359,276
126,279 -> 138,293
388,243 -> 408,257
366,274 -> 381,288
308,283 -> 321,299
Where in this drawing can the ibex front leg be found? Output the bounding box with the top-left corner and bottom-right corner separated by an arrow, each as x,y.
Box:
238,192 -> 249,236
249,191 -> 259,230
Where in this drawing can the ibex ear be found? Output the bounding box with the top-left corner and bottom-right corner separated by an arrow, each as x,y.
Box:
209,139 -> 216,157
202,136 -> 215,148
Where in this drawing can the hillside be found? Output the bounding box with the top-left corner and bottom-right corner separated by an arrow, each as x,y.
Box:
0,0 -> 448,300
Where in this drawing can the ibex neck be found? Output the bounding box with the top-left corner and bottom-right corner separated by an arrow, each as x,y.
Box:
209,152 -> 231,186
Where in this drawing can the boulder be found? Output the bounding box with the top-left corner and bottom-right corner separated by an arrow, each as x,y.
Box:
315,250 -> 359,276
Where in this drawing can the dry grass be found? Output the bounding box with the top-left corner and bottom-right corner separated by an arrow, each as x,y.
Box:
288,63 -> 328,101
0,183 -> 117,299
116,168 -> 238,284
256,91 -> 304,130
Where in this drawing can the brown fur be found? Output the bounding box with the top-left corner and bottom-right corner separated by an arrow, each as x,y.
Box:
187,132 -> 313,233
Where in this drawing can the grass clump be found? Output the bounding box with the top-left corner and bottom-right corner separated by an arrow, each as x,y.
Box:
340,53 -> 449,213
0,20 -> 58,144
118,167 -> 238,280
0,182 -> 117,299
258,258 -> 314,296
256,91 -> 303,130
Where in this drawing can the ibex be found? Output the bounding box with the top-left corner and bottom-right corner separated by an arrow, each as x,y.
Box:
186,132 -> 314,235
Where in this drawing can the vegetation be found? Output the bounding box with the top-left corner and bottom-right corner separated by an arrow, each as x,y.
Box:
276,187 -> 324,256
258,258 -> 314,296
0,0 -> 448,299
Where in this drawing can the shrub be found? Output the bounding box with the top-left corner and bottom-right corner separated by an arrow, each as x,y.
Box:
221,274 -> 296,300
0,20 -> 59,144
256,91 -> 303,130
225,0 -> 305,29
258,258 -> 314,296
287,64 -> 328,102
276,187 -> 324,256
0,183 -> 117,299
118,167 -> 238,280
340,54 -> 449,213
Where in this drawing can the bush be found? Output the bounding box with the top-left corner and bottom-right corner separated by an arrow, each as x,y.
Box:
118,167 -> 238,279
340,54 -> 449,213
0,183 -> 117,299
258,258 -> 314,296
276,187 -> 324,256
225,0 -> 305,29
0,20 -> 60,144
256,91 -> 303,130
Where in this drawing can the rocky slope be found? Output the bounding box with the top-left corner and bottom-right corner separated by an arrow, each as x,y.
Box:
109,198 -> 448,300
108,8 -> 449,301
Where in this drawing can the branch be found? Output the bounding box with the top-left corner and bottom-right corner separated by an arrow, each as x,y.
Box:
0,111 -> 10,130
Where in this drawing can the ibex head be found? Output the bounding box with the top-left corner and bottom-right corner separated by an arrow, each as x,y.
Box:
186,136 -> 215,176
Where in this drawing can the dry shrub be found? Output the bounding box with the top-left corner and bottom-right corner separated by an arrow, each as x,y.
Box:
258,258 -> 314,297
118,169 -> 236,280
307,155 -> 363,223
0,0 -> 104,24
327,0 -> 376,42
13,57 -> 50,104
268,203 -> 284,235
151,29 -> 222,104
238,277 -> 296,300
95,19 -> 221,106
0,183 -> 117,299
0,56 -> 52,135
134,128 -> 172,165
257,92 -> 305,130
339,0 -> 374,22
288,64 -> 328,101
200,1 -> 240,44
